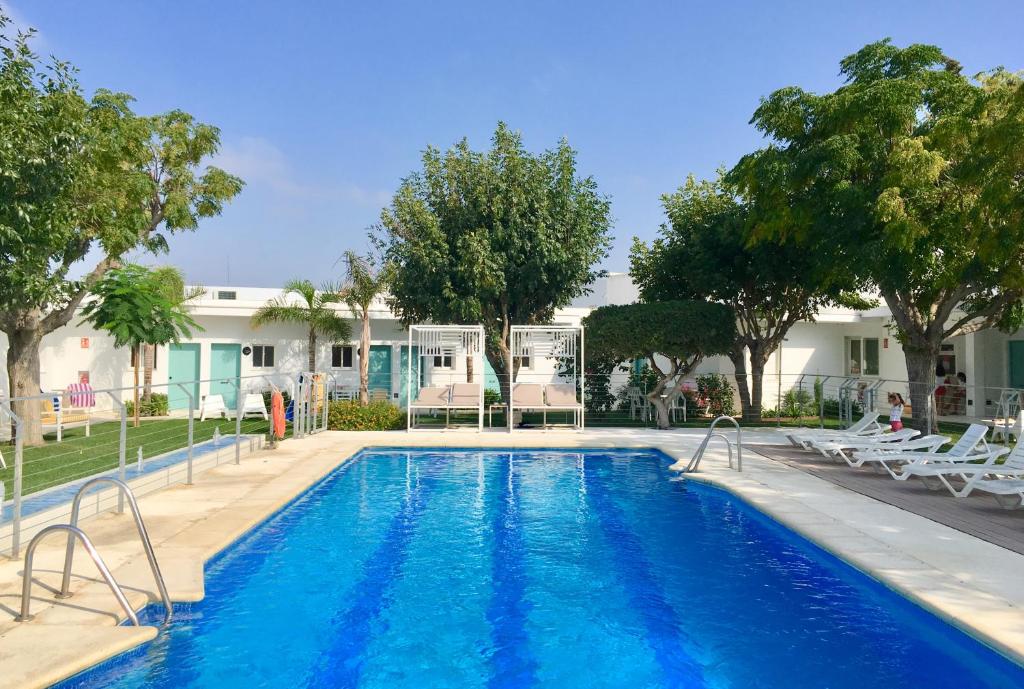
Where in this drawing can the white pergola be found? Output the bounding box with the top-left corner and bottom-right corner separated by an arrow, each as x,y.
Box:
406,324 -> 485,431
508,324 -> 585,431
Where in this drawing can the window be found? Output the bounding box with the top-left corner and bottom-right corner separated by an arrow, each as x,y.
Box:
433,351 -> 454,368
514,355 -> 531,370
332,345 -> 354,368
216,290 -> 237,300
846,337 -> 879,376
252,345 -> 275,368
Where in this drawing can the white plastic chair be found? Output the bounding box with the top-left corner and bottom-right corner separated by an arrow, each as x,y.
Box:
241,393 -> 269,420
991,411 -> 1023,444
199,394 -> 228,421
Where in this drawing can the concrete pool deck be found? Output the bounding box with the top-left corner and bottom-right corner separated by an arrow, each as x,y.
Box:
0,428 -> 1022,687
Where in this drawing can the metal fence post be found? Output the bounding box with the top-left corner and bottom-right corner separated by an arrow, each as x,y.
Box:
9,408 -> 24,558
174,384 -> 195,485
235,376 -> 242,465
103,391 -> 128,514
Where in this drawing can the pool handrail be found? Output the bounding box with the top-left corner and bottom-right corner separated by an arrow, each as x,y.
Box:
16,524 -> 140,625
672,415 -> 743,473
57,477 -> 173,625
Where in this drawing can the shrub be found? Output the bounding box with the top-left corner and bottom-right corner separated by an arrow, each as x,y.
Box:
780,388 -> 816,418
696,373 -> 734,416
327,400 -> 404,431
126,393 -> 168,417
483,388 -> 502,407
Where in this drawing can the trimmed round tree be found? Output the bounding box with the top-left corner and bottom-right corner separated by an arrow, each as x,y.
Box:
583,301 -> 736,429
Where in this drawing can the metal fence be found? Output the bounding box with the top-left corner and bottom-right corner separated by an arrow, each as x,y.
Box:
0,370 -> 336,557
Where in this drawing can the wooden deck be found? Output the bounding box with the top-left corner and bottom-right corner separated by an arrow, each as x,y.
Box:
753,444 -> 1024,556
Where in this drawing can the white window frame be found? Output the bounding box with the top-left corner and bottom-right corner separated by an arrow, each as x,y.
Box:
252,344 -> 275,369
332,344 -> 354,369
432,349 -> 454,369
846,337 -> 879,377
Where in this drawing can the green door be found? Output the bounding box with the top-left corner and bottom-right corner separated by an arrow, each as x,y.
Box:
368,345 -> 392,398
1010,341 -> 1024,389
168,344 -> 200,410
210,343 -> 242,410
398,346 -> 424,407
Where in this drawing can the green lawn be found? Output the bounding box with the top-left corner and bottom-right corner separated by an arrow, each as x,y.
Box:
1,416 -> 276,498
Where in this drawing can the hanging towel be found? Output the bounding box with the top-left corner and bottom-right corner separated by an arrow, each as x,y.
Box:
271,391 -> 286,440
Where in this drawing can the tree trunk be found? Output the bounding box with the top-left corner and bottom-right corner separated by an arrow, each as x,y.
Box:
747,348 -> 769,424
359,311 -> 370,406
307,330 -> 317,373
132,345 -> 141,428
729,347 -> 754,421
142,344 -> 155,401
904,344 -> 940,433
649,395 -> 672,429
466,355 -> 474,384
6,328 -> 44,446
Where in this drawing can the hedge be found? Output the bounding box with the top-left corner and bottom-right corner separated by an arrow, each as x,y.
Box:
327,400 -> 405,431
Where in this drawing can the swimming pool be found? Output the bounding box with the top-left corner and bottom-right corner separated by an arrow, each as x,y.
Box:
56,448 -> 1024,688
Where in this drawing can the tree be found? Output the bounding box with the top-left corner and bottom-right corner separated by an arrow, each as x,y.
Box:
142,266 -> 204,400
0,13 -> 243,444
376,123 -> 612,399
250,280 -> 352,372
731,40 -> 1024,429
339,251 -> 391,405
583,301 -> 736,429
79,265 -> 200,427
630,174 -> 867,422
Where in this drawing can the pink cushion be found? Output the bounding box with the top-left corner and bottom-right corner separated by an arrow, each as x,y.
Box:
545,384 -> 578,406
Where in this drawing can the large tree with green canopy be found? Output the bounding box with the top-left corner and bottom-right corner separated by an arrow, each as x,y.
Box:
0,13 -> 243,444
376,123 -> 613,399
583,301 -> 736,429
730,40 -> 1024,429
630,174 -> 868,422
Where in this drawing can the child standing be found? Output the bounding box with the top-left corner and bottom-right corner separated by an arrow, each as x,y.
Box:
888,392 -> 906,431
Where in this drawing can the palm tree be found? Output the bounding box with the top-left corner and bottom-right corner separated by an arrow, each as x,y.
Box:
142,266 -> 205,400
339,251 -> 391,405
251,279 -> 352,372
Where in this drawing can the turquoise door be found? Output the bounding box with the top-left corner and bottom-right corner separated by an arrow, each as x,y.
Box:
368,345 -> 392,398
168,344 -> 200,410
210,343 -> 242,410
398,346 -> 423,407
1010,342 -> 1024,389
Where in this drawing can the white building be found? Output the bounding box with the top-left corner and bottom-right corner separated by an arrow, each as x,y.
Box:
2,274 -> 1022,417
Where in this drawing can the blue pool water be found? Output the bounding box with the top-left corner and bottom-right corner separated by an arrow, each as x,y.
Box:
56,448 -> 1024,688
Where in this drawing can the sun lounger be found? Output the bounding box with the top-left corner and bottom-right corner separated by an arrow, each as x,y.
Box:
41,394 -> 92,442
784,412 -> 883,448
907,437 -> 1024,500
863,424 -> 1004,487
829,434 -> 950,475
806,427 -> 920,460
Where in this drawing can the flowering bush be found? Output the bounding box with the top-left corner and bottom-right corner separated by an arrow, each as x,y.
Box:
696,373 -> 734,416
327,400 -> 404,431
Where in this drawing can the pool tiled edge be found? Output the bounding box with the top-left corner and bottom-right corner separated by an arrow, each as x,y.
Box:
0,429 -> 1022,688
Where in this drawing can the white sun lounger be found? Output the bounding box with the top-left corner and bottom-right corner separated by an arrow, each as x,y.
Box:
868,424 -> 1006,487
806,427 -> 920,460
906,437 -> 1024,501
829,434 -> 950,475
784,412 -> 883,448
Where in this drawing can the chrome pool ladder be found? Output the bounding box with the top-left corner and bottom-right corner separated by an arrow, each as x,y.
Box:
671,415 -> 743,473
16,477 -> 173,626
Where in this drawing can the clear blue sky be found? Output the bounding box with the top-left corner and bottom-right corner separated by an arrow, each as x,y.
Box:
10,1 -> 1024,286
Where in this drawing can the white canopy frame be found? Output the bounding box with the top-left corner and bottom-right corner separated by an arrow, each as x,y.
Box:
406,324 -> 485,431
509,325 -> 585,431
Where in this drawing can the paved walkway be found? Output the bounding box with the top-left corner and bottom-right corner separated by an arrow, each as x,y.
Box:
752,443 -> 1024,555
